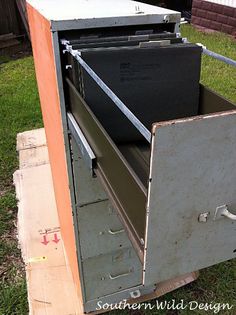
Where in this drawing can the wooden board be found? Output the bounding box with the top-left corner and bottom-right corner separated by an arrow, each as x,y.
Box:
15,129 -> 83,315
0,0 -> 22,36
19,146 -> 49,169
27,3 -> 81,290
16,0 -> 30,38
17,128 -> 47,150
15,128 -> 198,314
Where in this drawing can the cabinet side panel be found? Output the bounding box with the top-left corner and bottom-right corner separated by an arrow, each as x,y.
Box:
27,3 -> 80,292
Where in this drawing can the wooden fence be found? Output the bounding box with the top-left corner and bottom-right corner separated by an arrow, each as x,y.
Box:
0,0 -> 28,37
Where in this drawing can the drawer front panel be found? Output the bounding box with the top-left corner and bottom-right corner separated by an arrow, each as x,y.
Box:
78,201 -> 132,259
82,247 -> 142,301
71,135 -> 134,259
144,111 -> 236,286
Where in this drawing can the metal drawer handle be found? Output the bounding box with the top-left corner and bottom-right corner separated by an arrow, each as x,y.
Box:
214,205 -> 236,221
108,228 -> 125,235
220,207 -> 236,221
109,269 -> 132,280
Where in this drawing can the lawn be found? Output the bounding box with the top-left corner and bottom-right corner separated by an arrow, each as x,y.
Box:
0,57 -> 42,315
0,24 -> 235,315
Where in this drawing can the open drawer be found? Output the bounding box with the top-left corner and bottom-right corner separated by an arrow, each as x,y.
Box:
62,38 -> 236,286
144,102 -> 236,285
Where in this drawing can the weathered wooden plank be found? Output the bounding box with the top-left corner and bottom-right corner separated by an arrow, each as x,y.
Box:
17,128 -> 47,151
16,0 -> 30,38
14,165 -> 83,315
0,0 -> 25,36
0,33 -> 15,41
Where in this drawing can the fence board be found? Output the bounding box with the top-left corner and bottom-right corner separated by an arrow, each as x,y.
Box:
16,0 -> 29,37
0,0 -> 24,36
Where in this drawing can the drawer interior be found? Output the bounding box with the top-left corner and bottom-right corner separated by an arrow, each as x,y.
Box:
118,85 -> 236,189
67,42 -> 202,143
61,32 -> 236,266
63,39 -> 235,190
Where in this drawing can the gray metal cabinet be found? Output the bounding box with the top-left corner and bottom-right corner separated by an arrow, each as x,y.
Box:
71,136 -> 136,259
77,202 -> 132,260
70,135 -> 143,306
82,248 -> 142,300
27,0 -> 236,313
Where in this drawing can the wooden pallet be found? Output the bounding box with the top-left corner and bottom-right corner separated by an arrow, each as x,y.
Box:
14,129 -> 83,314
14,128 -> 199,315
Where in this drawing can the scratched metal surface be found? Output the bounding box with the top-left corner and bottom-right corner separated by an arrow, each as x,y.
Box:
27,0 -> 181,31
77,201 -> 134,260
82,247 -> 142,301
144,111 -> 236,286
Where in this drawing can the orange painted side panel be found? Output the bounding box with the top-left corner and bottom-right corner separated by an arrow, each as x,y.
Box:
27,3 -> 81,294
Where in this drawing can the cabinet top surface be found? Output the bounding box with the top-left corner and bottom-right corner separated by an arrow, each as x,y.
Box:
27,0 -> 180,30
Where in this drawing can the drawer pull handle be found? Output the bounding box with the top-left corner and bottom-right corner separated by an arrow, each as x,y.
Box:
109,269 -> 132,280
214,205 -> 236,221
108,228 -> 125,235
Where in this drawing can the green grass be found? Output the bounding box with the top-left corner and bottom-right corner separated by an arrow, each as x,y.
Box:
0,25 -> 235,314
0,57 -> 42,315
182,25 -> 236,103
0,192 -> 28,315
0,57 -> 42,190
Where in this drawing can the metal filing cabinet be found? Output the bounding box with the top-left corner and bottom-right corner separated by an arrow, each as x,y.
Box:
27,0 -> 236,313
70,134 -> 143,304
